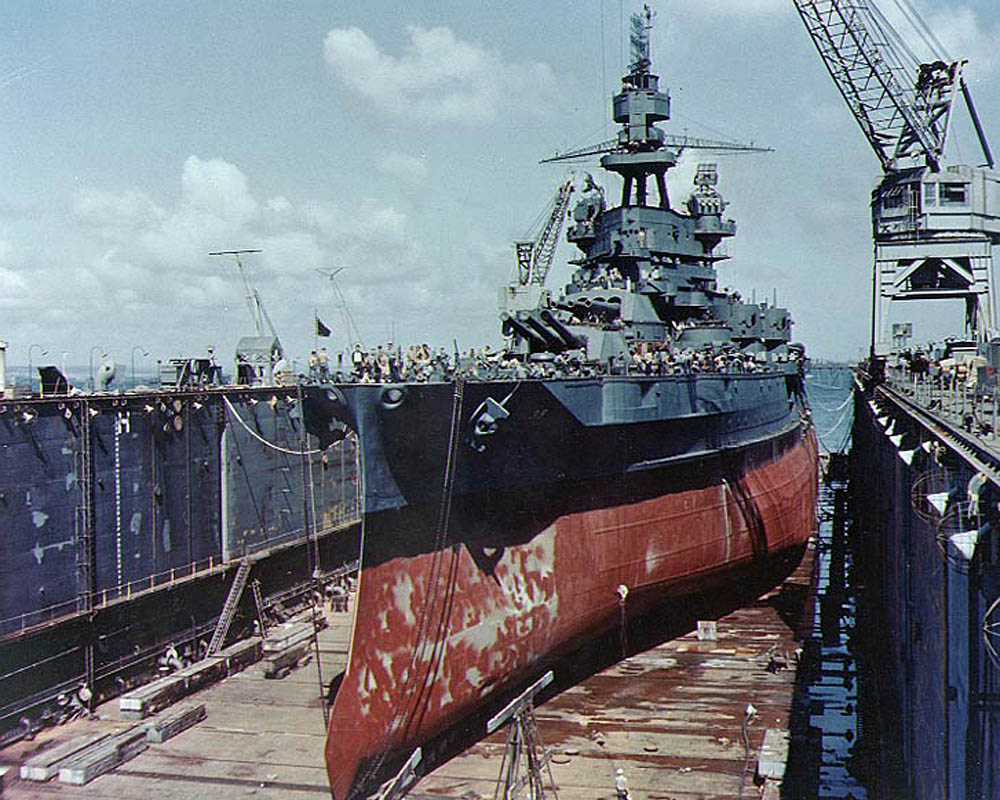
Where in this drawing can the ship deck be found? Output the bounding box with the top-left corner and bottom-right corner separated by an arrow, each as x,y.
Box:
0,537 -> 823,800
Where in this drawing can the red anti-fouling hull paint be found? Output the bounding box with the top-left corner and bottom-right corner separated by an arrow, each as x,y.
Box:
326,428 -> 818,798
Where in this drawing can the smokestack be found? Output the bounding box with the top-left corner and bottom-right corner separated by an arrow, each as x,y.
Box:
0,340 -> 7,396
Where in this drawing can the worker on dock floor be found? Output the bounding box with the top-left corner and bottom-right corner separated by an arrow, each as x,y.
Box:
614,767 -> 630,800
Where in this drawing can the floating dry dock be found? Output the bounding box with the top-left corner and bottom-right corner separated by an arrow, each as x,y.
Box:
0,531 -> 832,800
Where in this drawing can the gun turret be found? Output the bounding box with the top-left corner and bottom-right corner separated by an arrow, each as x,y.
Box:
501,313 -> 548,349
539,310 -> 585,350
523,313 -> 566,350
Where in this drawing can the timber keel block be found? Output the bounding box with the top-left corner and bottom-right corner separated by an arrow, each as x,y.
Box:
19,730 -> 111,781
57,728 -> 148,785
119,637 -> 262,719
262,642 -> 310,679
144,702 -> 206,743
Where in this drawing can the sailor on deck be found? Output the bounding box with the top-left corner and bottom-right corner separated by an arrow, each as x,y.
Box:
351,344 -> 364,376
318,347 -> 330,380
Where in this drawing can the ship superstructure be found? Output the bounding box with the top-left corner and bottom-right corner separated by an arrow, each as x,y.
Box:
500,8 -> 790,368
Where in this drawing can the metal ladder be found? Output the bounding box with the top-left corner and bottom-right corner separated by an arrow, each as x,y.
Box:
76,400 -> 97,705
76,400 -> 95,615
250,578 -> 267,638
208,560 -> 252,654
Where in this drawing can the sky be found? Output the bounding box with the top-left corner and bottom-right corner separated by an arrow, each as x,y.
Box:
2,0 -> 999,375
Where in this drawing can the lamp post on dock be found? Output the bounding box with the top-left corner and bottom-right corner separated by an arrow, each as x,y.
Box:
89,346 -> 107,392
28,344 -> 47,395
131,346 -> 150,390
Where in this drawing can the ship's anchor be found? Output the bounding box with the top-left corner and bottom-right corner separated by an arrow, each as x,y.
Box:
469,396 -> 512,453
488,670 -> 559,800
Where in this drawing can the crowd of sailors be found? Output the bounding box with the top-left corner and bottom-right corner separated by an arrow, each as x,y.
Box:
890,347 -> 987,389
307,339 -> 799,384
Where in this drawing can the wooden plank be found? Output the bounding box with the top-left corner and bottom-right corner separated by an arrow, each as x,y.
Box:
120,654 -> 230,719
175,656 -> 226,693
119,674 -> 186,718
57,729 -> 148,786
218,636 -> 262,672
262,622 -> 314,653
756,728 -> 789,780
262,642 -> 310,678
19,731 -> 111,781
144,703 -> 206,744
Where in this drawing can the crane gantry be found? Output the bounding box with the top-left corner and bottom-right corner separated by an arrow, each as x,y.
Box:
793,0 -> 1000,349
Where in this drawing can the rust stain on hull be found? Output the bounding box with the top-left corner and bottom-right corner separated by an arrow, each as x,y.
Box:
326,430 -> 818,798
417,542 -> 818,800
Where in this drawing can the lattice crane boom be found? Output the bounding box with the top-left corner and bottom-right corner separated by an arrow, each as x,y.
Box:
793,0 -> 1000,347
793,0 -> 962,172
516,178 -> 574,287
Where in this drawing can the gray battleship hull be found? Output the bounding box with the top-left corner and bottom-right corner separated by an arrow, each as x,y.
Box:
312,371 -> 819,798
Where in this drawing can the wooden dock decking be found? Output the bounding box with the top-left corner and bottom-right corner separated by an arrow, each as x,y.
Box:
0,545 -> 817,800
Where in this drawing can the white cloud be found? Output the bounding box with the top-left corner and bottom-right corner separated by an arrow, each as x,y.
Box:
0,266 -> 28,307
323,25 -> 556,124
136,156 -> 261,269
40,155 -> 432,355
179,155 -> 258,227
377,151 -> 429,182
682,0 -> 785,13
267,195 -> 292,214
259,231 -> 326,276
925,5 -> 1000,76
71,187 -> 164,237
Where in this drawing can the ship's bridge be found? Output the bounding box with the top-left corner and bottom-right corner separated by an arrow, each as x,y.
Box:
578,205 -> 730,263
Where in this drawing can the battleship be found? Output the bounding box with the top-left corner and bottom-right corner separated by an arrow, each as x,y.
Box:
313,9 -> 818,798
0,254 -> 361,742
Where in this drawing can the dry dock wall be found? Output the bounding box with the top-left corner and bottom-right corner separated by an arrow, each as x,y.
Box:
0,388 -> 360,737
851,378 -> 1000,799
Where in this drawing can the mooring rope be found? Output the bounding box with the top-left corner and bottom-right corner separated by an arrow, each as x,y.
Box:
806,390 -> 853,415
223,396 -> 321,456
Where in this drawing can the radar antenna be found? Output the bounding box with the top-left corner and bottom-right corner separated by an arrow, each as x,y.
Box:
209,249 -> 284,356
540,6 -> 769,210
629,3 -> 653,73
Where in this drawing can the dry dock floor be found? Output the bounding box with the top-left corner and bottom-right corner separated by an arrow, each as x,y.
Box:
1,546 -> 816,800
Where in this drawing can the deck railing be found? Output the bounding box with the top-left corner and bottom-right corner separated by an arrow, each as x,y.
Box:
883,364 -> 1000,442
0,502 -> 361,637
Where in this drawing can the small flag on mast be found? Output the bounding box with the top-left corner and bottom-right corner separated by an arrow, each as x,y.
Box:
315,316 -> 331,337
